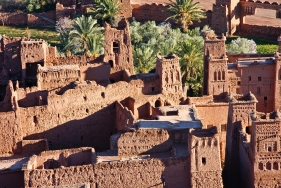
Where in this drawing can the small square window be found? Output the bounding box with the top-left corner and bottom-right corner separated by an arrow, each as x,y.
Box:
151,87 -> 155,92
268,146 -> 272,152
248,76 -> 251,81
264,96 -> 267,100
221,124 -> 227,132
257,87 -> 261,94
202,157 -> 206,165
237,81 -> 241,86
258,77 -> 261,81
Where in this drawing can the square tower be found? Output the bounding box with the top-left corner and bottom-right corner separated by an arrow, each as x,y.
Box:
189,126 -> 223,188
202,31 -> 228,97
156,53 -> 182,96
104,19 -> 134,82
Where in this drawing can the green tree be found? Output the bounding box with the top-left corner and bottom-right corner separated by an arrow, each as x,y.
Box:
165,0 -> 206,32
25,0 -> 56,12
92,0 -> 121,24
66,15 -> 104,55
133,46 -> 156,74
227,38 -> 257,54
178,38 -> 204,96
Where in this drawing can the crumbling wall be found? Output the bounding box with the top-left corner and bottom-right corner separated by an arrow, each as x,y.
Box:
227,53 -> 273,63
46,55 -> 96,66
0,111 -> 22,154
117,129 -> 173,156
24,157 -> 189,188
27,11 -> 56,27
22,139 -> 48,155
17,86 -> 48,108
119,0 -> 132,18
56,3 -> 76,21
0,13 -> 27,26
132,4 -> 171,22
187,95 -> 214,105
80,63 -> 110,82
37,65 -> 81,91
21,80 -> 180,152
0,171 -> 24,188
116,101 -> 134,131
3,36 -> 22,78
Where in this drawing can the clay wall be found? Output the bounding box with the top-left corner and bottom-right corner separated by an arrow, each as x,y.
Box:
46,55 -> 96,66
22,139 -> 49,155
80,62 -> 110,82
56,3 -> 76,21
195,104 -> 229,161
192,10 -> 213,28
119,0 -> 132,18
241,24 -> 281,39
187,95 -> 214,104
238,64 -> 275,113
33,147 -> 95,169
238,133 -> 254,188
117,129 -> 173,156
3,36 -> 22,78
27,11 -> 56,27
211,4 -> 228,34
24,157 -> 189,188
17,86 -> 48,108
132,3 -> 171,22
227,53 -> 274,63
0,13 -> 27,26
116,101 -> 135,131
37,65 -> 81,91
20,80 -> 179,152
189,128 -> 223,188
0,83 -> 13,112
0,111 -> 22,155
104,20 -> 134,82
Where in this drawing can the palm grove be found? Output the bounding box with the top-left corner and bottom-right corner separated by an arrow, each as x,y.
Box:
56,0 -> 207,96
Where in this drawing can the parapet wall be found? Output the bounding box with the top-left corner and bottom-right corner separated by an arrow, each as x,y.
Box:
116,101 -> 135,131
132,3 -> 171,22
24,157 -> 189,187
241,24 -> 281,39
187,95 -> 214,105
117,129 -> 173,156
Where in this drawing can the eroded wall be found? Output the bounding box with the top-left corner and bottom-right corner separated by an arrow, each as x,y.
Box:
117,129 -> 173,156
24,157 -> 189,188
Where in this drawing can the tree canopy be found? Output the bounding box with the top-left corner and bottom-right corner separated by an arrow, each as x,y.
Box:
165,0 -> 206,32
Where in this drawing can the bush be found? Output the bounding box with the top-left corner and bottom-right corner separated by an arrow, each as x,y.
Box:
227,38 -> 257,54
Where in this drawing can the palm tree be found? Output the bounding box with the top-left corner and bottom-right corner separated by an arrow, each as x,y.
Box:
133,46 -> 156,74
178,39 -> 204,96
165,0 -> 206,32
92,0 -> 121,24
66,15 -> 104,55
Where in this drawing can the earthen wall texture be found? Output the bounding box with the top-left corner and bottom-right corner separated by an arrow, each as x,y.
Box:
0,111 -> 22,155
24,157 -> 189,188
132,4 -> 171,22
241,24 -> 281,39
22,139 -> 48,155
116,101 -> 135,131
17,87 -> 48,108
0,13 -> 27,26
27,11 -> 56,27
189,133 -> 223,188
238,64 -> 275,113
117,129 -> 173,156
20,80 -> 181,152
196,104 -> 228,161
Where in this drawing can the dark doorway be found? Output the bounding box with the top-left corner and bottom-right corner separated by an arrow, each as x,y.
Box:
26,62 -> 43,87
155,99 -> 162,107
0,85 -> 7,102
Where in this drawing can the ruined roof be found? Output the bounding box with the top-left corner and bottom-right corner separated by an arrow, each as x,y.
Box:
190,126 -> 218,138
250,110 -> 281,122
38,65 -> 80,72
228,92 -> 258,103
136,105 -> 202,130
130,73 -> 159,80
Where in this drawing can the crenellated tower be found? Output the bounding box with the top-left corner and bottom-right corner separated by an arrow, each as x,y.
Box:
202,31 -> 228,97
156,53 -> 183,96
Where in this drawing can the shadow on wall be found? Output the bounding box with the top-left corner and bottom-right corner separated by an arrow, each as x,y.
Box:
0,171 -> 24,188
80,62 -> 110,82
24,103 -> 117,152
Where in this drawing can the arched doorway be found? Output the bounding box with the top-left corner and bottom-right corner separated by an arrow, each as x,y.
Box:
155,99 -> 162,107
